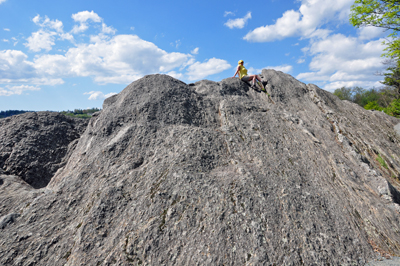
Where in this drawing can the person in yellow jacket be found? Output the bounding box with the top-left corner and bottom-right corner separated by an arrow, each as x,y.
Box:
233,60 -> 264,90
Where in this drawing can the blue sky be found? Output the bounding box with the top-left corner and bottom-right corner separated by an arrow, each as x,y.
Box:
0,0 -> 388,111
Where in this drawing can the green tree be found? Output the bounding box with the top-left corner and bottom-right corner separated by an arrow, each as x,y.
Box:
350,0 -> 400,91
350,0 -> 400,32
351,86 -> 367,106
378,85 -> 400,106
349,0 -> 400,49
384,97 -> 400,117
333,87 -> 353,100
382,60 -> 400,90
362,88 -> 381,106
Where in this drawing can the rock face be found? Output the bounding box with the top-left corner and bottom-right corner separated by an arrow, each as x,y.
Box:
1,70 -> 400,265
0,112 -> 88,188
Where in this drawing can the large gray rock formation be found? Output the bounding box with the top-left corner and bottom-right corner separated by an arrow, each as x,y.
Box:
0,112 -> 88,188
1,70 -> 400,265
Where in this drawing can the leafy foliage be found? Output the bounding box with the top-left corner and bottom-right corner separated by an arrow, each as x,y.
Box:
382,60 -> 400,90
356,88 -> 381,106
384,97 -> 400,117
334,85 -> 400,117
350,0 -> 400,92
377,85 -> 400,105
333,86 -> 383,107
333,87 -> 352,101
364,101 -> 384,110
350,0 -> 400,32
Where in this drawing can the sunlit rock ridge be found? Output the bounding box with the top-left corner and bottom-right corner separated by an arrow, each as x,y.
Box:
1,70 -> 400,265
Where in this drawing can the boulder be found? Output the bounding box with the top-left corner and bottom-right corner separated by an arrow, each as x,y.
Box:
1,71 -> 400,265
0,112 -> 88,188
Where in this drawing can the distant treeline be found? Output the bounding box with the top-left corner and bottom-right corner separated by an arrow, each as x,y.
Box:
0,110 -> 32,118
0,108 -> 101,119
60,108 -> 101,118
333,86 -> 400,118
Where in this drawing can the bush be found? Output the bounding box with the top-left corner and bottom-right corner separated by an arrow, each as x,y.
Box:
364,101 -> 383,111
384,98 -> 400,118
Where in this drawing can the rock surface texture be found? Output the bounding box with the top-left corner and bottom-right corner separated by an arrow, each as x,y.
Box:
1,70 -> 400,265
0,112 -> 88,188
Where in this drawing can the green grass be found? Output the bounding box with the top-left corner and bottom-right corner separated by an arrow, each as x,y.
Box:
377,154 -> 388,169
63,112 -> 92,119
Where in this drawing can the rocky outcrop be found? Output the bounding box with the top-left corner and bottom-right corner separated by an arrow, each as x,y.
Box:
0,112 -> 88,189
1,71 -> 400,265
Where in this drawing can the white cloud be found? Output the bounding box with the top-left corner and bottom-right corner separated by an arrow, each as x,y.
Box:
2,34 -> 231,85
105,92 -> 117,98
1,12 -> 232,93
93,75 -> 143,84
71,11 -> 102,34
84,91 -> 117,100
244,10 -> 300,41
224,11 -> 235,17
102,23 -> 116,34
186,58 -> 231,80
4,28 -> 10,31
248,64 -> 293,74
71,11 -> 115,37
84,91 -> 103,100
272,65 -> 293,73
25,15 -> 74,52
0,0 -> 6,4
322,80 -> 383,92
296,34 -> 385,90
3,39 -> 9,43
0,78 -> 64,86
0,50 -> 36,79
0,85 -> 40,96
308,34 -> 383,75
357,27 -> 385,40
4,28 -> 201,86
244,0 -> 353,42
71,23 -> 89,34
33,34 -> 193,84
24,29 -> 57,52
0,50 -> 63,85
72,10 -> 101,23
166,71 -> 184,80
59,32 -> 74,42
191,47 -> 199,54
225,12 -> 251,29
33,15 -> 64,33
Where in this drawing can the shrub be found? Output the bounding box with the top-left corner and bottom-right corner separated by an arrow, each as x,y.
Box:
364,101 -> 383,111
